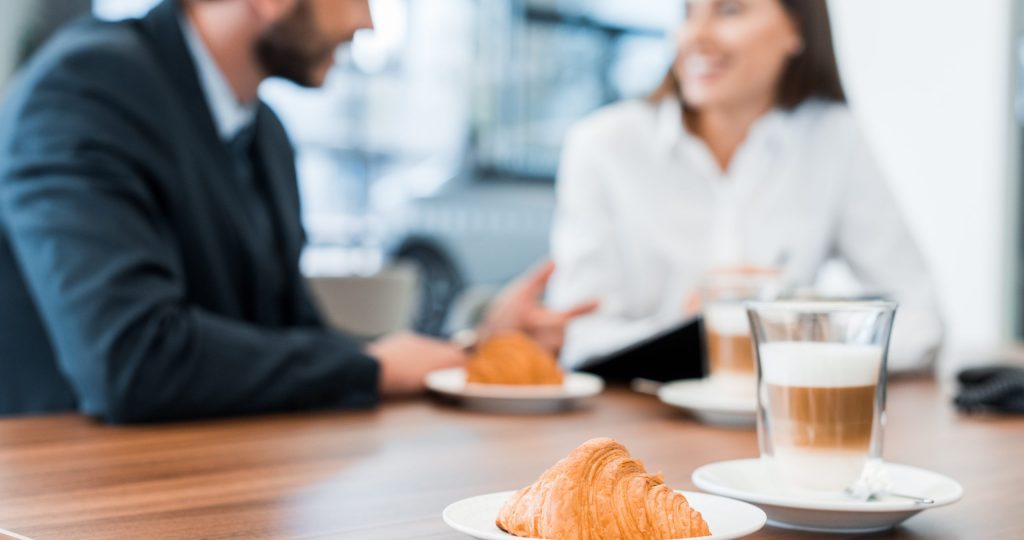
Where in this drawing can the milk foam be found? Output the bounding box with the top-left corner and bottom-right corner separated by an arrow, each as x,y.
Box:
767,449 -> 869,492
704,303 -> 751,336
759,342 -> 883,388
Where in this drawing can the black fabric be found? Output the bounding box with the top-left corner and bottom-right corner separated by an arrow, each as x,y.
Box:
954,365 -> 1024,414
0,0 -> 379,422
581,320 -> 706,383
228,123 -> 289,325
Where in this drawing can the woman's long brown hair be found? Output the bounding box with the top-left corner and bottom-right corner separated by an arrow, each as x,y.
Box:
650,0 -> 846,108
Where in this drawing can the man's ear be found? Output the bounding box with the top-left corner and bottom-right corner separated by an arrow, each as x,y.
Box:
246,0 -> 298,24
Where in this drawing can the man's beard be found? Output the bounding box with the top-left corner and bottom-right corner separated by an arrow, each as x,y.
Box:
255,0 -> 337,88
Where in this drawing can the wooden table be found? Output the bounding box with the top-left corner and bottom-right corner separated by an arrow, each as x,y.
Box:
0,378 -> 1019,539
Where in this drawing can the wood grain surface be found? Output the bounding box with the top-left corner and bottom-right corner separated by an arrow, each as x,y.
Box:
0,378 -> 1018,539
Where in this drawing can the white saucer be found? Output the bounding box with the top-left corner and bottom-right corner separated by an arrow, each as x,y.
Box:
443,490 -> 766,539
692,459 -> 963,533
425,368 -> 604,413
658,378 -> 756,427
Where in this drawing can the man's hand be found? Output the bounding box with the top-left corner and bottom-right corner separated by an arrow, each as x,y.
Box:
478,260 -> 599,354
369,332 -> 467,397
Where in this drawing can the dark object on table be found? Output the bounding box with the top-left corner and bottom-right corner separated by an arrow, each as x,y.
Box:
580,320 -> 705,383
954,365 -> 1024,413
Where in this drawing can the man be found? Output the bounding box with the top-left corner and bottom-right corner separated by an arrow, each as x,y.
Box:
0,0 -> 595,422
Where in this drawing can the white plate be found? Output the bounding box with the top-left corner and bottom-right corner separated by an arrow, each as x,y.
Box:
443,490 -> 766,539
692,459 -> 963,533
658,378 -> 756,427
425,368 -> 604,413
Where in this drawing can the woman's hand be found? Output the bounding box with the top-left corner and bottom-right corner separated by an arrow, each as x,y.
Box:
478,261 -> 599,355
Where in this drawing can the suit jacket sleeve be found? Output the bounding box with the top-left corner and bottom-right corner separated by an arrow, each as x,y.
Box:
0,48 -> 379,423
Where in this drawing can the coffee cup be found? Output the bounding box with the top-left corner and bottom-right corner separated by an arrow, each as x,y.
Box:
701,268 -> 781,392
746,301 -> 896,493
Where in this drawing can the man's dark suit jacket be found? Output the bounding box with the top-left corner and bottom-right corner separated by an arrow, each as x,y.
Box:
0,0 -> 379,422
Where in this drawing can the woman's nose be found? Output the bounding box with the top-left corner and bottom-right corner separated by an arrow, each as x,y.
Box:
678,10 -> 714,50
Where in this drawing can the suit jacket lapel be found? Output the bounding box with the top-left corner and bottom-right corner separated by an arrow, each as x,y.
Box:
138,0 -> 288,261
251,106 -> 303,264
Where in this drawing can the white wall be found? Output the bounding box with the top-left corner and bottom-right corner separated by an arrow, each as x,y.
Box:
829,0 -> 1016,363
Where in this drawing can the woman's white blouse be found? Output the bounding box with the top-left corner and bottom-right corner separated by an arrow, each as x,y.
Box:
548,98 -> 943,372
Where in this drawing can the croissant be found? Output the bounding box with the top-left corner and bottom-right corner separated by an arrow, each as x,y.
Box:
465,332 -> 564,385
497,438 -> 710,539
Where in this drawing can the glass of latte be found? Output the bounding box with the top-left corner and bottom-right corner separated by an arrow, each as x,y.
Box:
701,268 -> 781,393
746,301 -> 896,493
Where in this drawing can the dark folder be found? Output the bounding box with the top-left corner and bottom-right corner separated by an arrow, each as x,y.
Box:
580,319 -> 706,383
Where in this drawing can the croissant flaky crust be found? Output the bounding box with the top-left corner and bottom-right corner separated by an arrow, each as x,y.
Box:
496,438 -> 711,539
465,332 -> 564,385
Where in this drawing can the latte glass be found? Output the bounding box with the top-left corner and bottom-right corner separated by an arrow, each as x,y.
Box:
701,269 -> 781,392
746,301 -> 897,493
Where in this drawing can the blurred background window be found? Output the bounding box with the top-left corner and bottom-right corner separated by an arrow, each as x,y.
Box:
0,0 -> 91,89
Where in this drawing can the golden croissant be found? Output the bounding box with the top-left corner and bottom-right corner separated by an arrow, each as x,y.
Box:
497,438 -> 710,539
465,332 -> 564,385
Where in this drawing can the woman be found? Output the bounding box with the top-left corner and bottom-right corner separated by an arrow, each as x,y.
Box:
548,0 -> 942,373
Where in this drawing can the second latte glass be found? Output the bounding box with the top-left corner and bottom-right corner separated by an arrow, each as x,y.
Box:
701,269 -> 781,393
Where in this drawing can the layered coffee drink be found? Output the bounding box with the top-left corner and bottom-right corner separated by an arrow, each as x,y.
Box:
704,303 -> 755,378
701,268 -> 780,393
759,341 -> 883,491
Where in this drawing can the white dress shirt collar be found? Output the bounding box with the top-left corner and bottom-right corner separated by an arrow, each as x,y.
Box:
653,97 -> 793,175
180,14 -> 257,142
